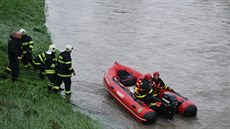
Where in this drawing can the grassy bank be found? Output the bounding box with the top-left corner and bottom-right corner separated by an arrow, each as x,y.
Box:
0,0 -> 101,129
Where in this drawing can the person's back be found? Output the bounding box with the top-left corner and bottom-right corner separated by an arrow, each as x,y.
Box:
8,35 -> 21,57
56,51 -> 73,77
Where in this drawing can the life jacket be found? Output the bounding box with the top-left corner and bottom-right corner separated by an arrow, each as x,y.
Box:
153,82 -> 161,97
134,80 -> 152,98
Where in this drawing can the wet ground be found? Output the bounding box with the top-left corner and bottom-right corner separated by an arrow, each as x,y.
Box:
46,0 -> 230,128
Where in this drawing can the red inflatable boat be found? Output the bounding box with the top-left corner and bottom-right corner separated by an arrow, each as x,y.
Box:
103,62 -> 197,124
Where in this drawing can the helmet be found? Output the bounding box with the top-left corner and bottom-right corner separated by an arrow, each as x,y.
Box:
144,74 -> 152,80
65,44 -> 73,52
153,71 -> 160,76
49,44 -> 57,52
19,28 -> 27,34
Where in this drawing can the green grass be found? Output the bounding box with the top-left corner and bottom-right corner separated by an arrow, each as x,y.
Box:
0,0 -> 101,129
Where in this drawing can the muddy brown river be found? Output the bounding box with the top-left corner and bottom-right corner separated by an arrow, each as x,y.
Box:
45,0 -> 230,128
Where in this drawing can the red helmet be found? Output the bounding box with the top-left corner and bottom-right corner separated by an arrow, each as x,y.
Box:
144,74 -> 152,80
153,71 -> 160,76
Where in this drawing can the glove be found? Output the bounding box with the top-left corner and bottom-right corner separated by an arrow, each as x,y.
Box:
168,87 -> 174,92
73,71 -> 76,76
156,101 -> 162,107
17,56 -> 22,60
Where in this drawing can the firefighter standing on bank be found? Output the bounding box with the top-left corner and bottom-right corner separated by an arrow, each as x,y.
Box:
6,32 -> 22,82
53,45 -> 76,95
18,28 -> 34,68
44,45 -> 57,89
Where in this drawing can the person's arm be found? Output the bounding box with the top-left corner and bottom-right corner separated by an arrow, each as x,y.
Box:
28,36 -> 34,52
64,54 -> 75,75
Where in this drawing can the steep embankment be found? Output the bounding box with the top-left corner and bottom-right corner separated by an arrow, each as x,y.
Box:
0,0 -> 101,128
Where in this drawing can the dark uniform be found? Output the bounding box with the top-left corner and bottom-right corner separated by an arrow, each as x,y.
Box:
33,52 -> 47,79
134,80 -> 159,108
53,51 -> 75,95
152,78 -> 173,97
6,35 -> 21,81
20,34 -> 34,67
44,52 -> 56,89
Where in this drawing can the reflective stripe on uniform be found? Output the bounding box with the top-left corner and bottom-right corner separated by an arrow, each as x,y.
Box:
50,64 -> 55,68
135,93 -> 147,99
6,67 -> 12,71
58,59 -> 65,64
149,103 -> 157,106
48,81 -> 54,87
163,85 -> 169,90
65,90 -> 71,94
33,60 -> 41,65
148,88 -> 153,94
39,54 -> 45,64
29,45 -> 33,49
57,73 -> 72,77
53,86 -> 59,90
69,68 -> 73,70
45,70 -> 56,74
29,41 -> 33,44
65,61 -> 71,64
153,94 -> 158,97
22,42 -> 29,46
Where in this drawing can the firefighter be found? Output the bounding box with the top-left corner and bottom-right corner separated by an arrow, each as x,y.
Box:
18,28 -> 34,68
134,79 -> 162,111
53,45 -> 76,95
33,49 -> 47,79
152,71 -> 174,97
5,32 -> 22,82
143,74 -> 154,95
44,44 -> 57,90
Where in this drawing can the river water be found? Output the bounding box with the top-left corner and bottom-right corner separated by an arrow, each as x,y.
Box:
45,0 -> 230,128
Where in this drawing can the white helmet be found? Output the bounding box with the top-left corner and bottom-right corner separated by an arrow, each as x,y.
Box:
49,44 -> 57,52
19,28 -> 27,34
65,44 -> 73,52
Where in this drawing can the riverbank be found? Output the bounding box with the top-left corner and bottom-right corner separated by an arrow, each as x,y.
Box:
0,0 -> 101,128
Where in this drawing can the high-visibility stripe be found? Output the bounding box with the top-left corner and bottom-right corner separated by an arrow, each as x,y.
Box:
58,59 -> 65,64
38,55 -> 44,64
29,45 -> 33,48
69,68 -> 73,70
57,73 -> 72,77
48,82 -> 54,86
149,103 -> 157,106
22,42 -> 29,46
65,90 -> 71,94
135,93 -> 147,99
33,60 -> 41,65
148,88 -> 153,94
45,70 -> 56,74
58,55 -> 63,60
53,86 -> 59,90
50,64 -> 55,68
6,67 -> 12,71
65,61 -> 71,64
29,41 -> 33,44
163,85 -> 168,89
